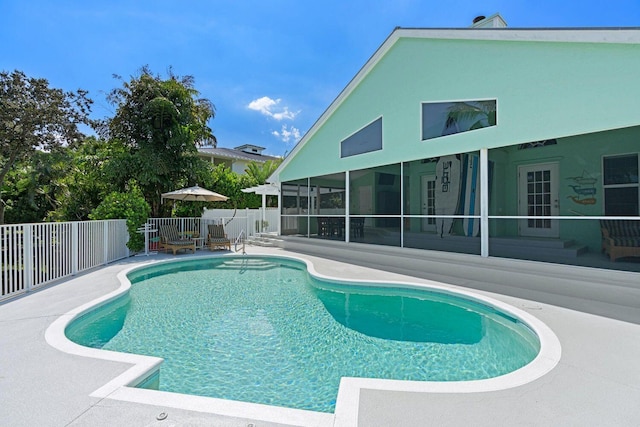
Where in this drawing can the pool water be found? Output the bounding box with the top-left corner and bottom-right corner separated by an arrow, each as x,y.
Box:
66,257 -> 540,413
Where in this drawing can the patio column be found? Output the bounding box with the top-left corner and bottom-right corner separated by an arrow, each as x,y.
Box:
277,184 -> 282,236
345,170 -> 350,243
480,148 -> 489,257
262,193 -> 266,232
400,162 -> 404,248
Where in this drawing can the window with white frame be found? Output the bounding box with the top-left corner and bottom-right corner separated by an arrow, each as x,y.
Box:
603,153 -> 639,216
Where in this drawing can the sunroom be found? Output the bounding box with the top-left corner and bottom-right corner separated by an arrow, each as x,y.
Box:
272,20 -> 640,271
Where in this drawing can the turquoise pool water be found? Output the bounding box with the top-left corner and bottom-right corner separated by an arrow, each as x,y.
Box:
66,257 -> 540,413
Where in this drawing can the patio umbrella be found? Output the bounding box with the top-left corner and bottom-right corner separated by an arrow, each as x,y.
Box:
161,185 -> 228,202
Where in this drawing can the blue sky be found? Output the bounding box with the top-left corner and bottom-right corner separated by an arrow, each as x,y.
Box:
2,1 -> 639,156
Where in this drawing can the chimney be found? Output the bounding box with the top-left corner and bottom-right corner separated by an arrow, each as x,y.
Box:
470,13 -> 508,28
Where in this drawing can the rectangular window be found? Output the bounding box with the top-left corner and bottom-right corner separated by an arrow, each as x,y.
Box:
422,100 -> 496,140
340,117 -> 382,158
603,154 -> 639,216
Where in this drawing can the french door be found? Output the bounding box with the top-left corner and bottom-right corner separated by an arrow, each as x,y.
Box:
421,175 -> 436,232
518,163 -> 559,237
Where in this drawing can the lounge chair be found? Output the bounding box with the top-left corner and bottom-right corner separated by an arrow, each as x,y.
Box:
207,224 -> 231,251
600,219 -> 640,261
159,224 -> 196,255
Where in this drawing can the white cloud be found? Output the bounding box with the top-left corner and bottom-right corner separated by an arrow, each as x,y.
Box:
247,96 -> 298,121
272,124 -> 301,144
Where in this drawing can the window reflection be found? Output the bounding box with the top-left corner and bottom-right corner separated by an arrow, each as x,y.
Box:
422,100 -> 496,140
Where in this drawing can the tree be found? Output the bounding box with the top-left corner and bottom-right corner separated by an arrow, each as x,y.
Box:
100,66 -> 215,217
0,70 -> 92,224
244,159 -> 282,208
47,136 -> 116,221
245,159 -> 282,185
210,164 -> 261,210
89,183 -> 151,252
168,163 -> 262,217
444,100 -> 496,133
2,149 -> 71,223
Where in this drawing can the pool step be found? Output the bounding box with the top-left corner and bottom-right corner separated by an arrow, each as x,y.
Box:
246,232 -> 283,247
217,258 -> 279,270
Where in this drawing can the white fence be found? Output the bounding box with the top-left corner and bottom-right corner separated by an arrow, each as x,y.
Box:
203,208 -> 279,238
1,220 -> 129,301
148,208 -> 279,249
0,210 -> 280,301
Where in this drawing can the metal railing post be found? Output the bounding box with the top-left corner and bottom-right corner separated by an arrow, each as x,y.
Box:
72,222 -> 79,275
246,208 -> 250,237
103,221 -> 109,265
23,225 -> 34,292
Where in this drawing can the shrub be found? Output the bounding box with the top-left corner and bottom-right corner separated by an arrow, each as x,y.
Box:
89,185 -> 151,252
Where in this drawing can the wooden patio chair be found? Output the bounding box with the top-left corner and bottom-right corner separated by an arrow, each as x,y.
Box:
207,224 -> 231,251
159,224 -> 196,255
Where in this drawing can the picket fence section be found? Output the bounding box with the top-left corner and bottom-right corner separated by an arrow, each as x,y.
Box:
1,220 -> 129,301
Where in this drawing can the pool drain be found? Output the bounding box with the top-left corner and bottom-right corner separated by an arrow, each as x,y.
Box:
156,412 -> 168,421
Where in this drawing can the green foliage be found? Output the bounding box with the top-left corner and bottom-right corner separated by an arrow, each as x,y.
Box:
0,70 -> 93,223
0,67 -> 271,225
209,164 -> 261,209
99,66 -> 216,217
2,149 -> 73,224
244,159 -> 282,208
244,159 -> 282,185
445,101 -> 496,131
47,136 -> 116,221
166,163 -> 262,217
89,184 -> 151,252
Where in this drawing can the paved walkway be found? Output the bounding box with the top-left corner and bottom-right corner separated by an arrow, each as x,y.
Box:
1,247 -> 639,426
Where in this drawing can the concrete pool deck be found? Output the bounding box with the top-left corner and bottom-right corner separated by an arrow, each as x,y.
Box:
1,246 -> 639,426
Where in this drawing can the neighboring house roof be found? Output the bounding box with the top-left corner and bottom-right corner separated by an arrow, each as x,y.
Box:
198,146 -> 280,163
270,14 -> 640,182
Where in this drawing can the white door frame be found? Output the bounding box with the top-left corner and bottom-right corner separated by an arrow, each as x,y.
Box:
420,174 -> 436,232
518,162 -> 560,238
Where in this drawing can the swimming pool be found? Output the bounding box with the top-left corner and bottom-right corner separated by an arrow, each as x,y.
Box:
65,256 -> 542,413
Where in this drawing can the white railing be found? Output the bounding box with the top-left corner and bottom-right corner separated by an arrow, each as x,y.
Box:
202,208 -> 279,238
234,230 -> 246,254
148,208 -> 280,251
1,220 -> 129,301
2,211 -> 280,301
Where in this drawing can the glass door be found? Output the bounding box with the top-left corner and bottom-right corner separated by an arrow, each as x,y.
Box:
518,163 -> 559,237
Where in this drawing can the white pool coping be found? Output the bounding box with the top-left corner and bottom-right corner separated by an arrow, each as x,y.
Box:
45,253 -> 561,427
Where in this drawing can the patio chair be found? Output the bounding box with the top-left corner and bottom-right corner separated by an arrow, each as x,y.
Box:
600,219 -> 640,261
159,224 -> 196,255
317,217 -> 330,237
350,217 -> 365,238
207,224 -> 231,251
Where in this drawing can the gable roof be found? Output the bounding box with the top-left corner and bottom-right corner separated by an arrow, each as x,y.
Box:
270,23 -> 640,183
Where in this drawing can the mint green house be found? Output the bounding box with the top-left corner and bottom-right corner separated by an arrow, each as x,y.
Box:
270,15 -> 640,268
